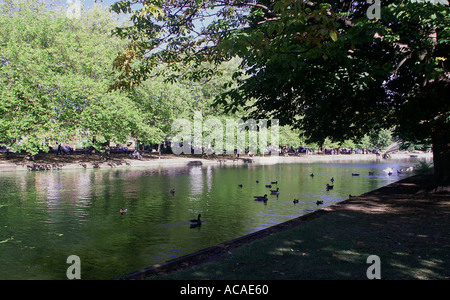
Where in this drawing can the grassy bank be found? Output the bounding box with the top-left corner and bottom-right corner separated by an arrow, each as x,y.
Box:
140,173 -> 449,280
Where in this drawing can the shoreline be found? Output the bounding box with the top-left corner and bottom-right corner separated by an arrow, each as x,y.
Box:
116,172 -> 449,280
0,152 -> 433,172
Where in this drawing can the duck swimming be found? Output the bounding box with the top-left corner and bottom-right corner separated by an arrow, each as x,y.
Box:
169,189 -> 175,194
254,194 -> 268,201
383,167 -> 394,175
326,184 -> 334,190
120,208 -> 128,215
270,187 -> 279,194
316,200 -> 323,205
190,214 -> 202,227
293,199 -> 299,204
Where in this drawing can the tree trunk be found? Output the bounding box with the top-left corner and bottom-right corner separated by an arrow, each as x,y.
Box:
426,77 -> 450,192
431,122 -> 450,191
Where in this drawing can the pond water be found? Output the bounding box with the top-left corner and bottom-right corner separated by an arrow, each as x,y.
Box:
0,158 -> 426,279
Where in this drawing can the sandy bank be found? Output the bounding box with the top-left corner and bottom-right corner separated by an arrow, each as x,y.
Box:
0,152 -> 433,172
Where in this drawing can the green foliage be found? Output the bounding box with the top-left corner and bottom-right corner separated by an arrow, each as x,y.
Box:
322,137 -> 340,149
279,126 -> 306,148
107,0 -> 449,150
414,160 -> 434,174
369,128 -> 395,150
0,0 -> 161,154
340,139 -> 356,149
2,0 -> 447,160
357,134 -> 373,150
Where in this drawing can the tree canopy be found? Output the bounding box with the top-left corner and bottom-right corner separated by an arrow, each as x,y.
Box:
0,0 -> 162,154
108,0 -> 449,185
0,0 -> 257,155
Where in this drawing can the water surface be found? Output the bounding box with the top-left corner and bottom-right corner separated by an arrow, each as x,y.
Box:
0,159 -> 424,279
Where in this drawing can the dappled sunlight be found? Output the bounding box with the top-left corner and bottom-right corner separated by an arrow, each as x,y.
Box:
326,202 -> 392,215
385,256 -> 447,280
420,258 -> 442,268
269,247 -> 307,257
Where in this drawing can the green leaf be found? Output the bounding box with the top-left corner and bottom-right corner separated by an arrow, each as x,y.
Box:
330,30 -> 338,42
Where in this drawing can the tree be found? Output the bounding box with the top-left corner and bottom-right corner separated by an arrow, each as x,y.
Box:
279,125 -> 307,148
0,0 -> 161,154
369,128 -> 395,150
340,139 -> 356,150
108,0 -> 449,187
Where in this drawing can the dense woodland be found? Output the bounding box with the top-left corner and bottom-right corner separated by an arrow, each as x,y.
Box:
0,0 -> 411,154
0,0 -> 447,184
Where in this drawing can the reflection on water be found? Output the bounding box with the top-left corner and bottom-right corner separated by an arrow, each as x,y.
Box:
0,158 -> 427,279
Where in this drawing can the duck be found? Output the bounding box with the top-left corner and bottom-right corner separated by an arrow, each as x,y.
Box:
293,199 -> 299,204
169,188 -> 175,194
349,194 -> 356,198
310,173 -> 314,177
326,184 -> 334,190
120,208 -> 128,215
368,172 -> 374,176
316,200 -> 323,205
256,180 -> 259,183
271,181 -> 278,184
270,187 -> 279,194
383,167 -> 394,175
351,173 -> 360,176
265,184 -> 272,188
330,177 -> 335,182
189,214 -> 202,227
238,184 -> 243,188
254,194 -> 268,201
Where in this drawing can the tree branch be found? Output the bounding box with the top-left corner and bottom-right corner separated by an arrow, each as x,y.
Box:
393,53 -> 412,77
